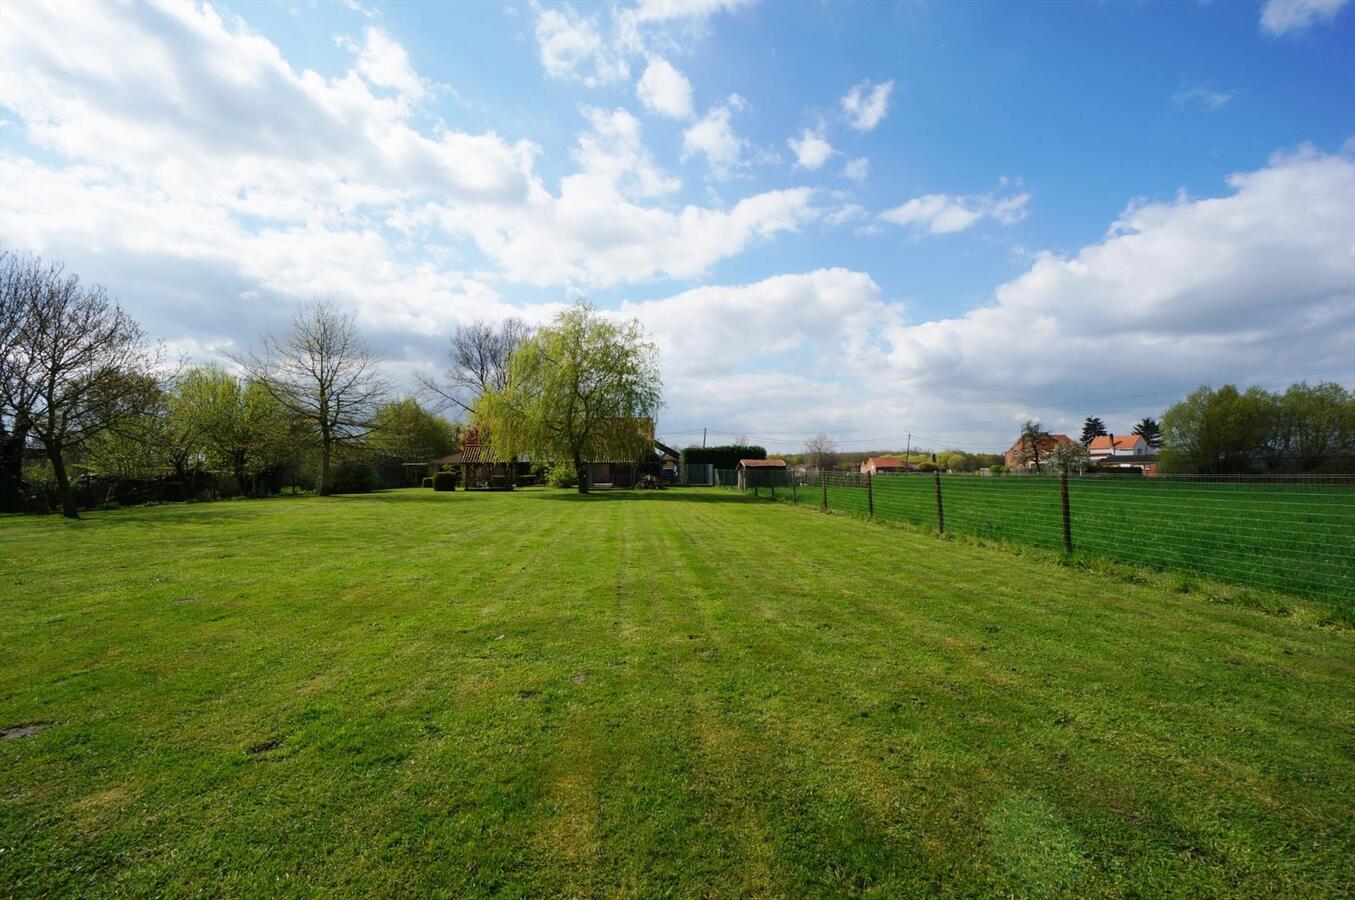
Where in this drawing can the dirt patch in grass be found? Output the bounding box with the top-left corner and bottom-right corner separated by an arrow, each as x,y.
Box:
2,721 -> 52,740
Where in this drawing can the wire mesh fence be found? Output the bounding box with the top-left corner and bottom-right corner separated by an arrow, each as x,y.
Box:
728,469 -> 1355,602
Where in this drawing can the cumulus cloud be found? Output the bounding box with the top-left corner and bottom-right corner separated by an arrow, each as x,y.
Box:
788,128 -> 835,170
533,5 -> 629,86
682,95 -> 748,176
626,148 -> 1355,449
878,185 -> 1029,235
1260,0 -> 1350,35
840,79 -> 894,132
0,0 -> 820,309
843,157 -> 869,182
636,56 -> 693,119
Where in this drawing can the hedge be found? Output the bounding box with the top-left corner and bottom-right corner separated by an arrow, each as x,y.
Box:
432,471 -> 457,492
679,444 -> 767,469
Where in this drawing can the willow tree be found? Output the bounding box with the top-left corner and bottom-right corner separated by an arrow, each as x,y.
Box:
477,303 -> 661,493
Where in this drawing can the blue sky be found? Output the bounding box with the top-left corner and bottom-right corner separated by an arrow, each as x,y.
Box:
1,0 -> 1353,451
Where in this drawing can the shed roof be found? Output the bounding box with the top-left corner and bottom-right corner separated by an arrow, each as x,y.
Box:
739,458 -> 786,468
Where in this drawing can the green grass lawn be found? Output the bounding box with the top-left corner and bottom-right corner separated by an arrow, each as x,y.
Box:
753,474 -> 1355,604
2,488 -> 1352,897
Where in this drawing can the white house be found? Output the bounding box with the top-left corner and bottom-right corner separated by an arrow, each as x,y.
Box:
1088,434 -> 1152,459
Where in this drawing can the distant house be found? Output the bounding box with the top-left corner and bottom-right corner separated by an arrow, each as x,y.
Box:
1087,432 -> 1157,475
1088,434 -> 1152,459
737,458 -> 786,489
1003,433 -> 1077,470
860,456 -> 909,475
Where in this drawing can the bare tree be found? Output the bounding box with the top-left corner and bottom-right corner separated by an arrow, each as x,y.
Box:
805,433 -> 837,472
244,299 -> 388,496
1019,419 -> 1046,473
418,317 -> 529,417
0,252 -> 162,517
0,251 -> 35,511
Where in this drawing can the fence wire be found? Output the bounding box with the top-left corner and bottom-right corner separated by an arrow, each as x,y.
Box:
729,470 -> 1355,602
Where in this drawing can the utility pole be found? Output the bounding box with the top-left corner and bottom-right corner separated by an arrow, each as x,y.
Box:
905,432 -> 911,468
702,427 -> 707,448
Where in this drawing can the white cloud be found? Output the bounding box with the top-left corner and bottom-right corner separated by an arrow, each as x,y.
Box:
533,5 -> 628,86
534,0 -> 755,86
574,106 -> 680,199
345,25 -> 427,100
682,95 -> 748,176
627,147 -> 1355,450
636,56 -> 693,119
0,0 -> 819,333
1260,0 -> 1351,35
843,157 -> 869,181
879,186 -> 1029,235
1173,85 -> 1233,110
788,128 -> 835,170
840,79 -> 894,132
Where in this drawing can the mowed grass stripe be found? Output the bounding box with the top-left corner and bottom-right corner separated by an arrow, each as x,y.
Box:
0,488 -> 1352,896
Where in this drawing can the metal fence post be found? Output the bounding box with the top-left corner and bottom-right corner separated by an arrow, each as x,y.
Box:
934,470 -> 945,535
867,472 -> 874,519
1059,468 -> 1073,553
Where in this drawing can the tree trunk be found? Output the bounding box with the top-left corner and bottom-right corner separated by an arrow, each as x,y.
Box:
0,421 -> 28,513
319,442 -> 332,496
233,451 -> 249,498
48,443 -> 79,519
574,455 -> 589,494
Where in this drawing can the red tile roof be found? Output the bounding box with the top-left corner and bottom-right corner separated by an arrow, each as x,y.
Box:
739,458 -> 786,467
1088,434 -> 1143,451
865,456 -> 905,468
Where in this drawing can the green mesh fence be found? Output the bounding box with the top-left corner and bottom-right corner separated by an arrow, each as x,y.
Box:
736,469 -> 1355,603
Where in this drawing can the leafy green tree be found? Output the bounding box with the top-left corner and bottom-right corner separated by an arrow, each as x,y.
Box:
477,303 -> 661,493
1132,417 -> 1161,449
371,398 -> 460,461
1080,416 -> 1107,446
173,366 -> 292,496
1160,385 -> 1277,474
1271,381 -> 1355,472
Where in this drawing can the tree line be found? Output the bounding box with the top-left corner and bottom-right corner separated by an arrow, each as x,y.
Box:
2,250 -> 667,512
1,252 -> 463,517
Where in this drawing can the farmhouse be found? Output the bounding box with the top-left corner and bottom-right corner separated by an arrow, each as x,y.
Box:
1088,434 -> 1153,458
1003,432 -> 1077,470
860,456 -> 910,475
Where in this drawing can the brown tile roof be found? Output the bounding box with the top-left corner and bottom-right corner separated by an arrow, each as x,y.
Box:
739,458 -> 786,468
1088,434 -> 1142,451
865,456 -> 905,468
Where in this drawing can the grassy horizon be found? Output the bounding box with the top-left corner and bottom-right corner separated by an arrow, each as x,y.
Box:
2,488 -> 1352,896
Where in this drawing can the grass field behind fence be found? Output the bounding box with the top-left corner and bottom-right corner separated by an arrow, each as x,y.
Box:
743,473 -> 1355,605
1,488 -> 1353,896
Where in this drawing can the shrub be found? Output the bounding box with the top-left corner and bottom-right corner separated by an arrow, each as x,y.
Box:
421,476 -> 434,488
680,444 -> 767,469
989,464 -> 1006,475
916,461 -> 938,472
545,462 -> 577,488
432,471 -> 457,492
329,459 -> 381,494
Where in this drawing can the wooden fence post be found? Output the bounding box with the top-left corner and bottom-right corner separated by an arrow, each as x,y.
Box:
792,480 -> 797,505
934,470 -> 945,535
821,472 -> 828,511
867,472 -> 874,519
1059,468 -> 1073,553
